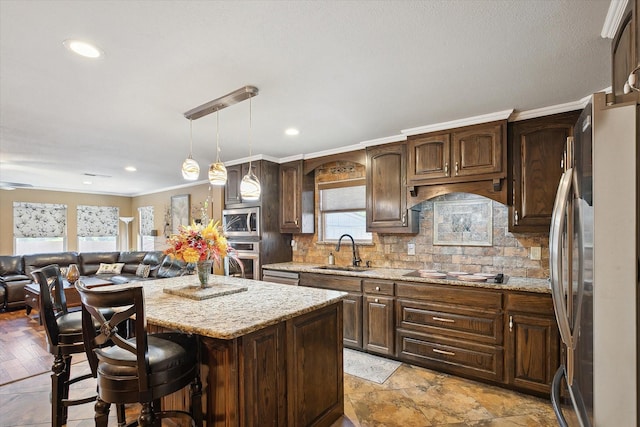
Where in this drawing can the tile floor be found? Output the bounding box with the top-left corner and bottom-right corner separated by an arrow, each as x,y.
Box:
0,358 -> 558,427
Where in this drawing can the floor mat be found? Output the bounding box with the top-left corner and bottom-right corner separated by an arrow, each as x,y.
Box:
343,348 -> 401,384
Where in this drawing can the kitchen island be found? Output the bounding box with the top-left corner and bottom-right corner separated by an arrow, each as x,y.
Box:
136,275 -> 347,427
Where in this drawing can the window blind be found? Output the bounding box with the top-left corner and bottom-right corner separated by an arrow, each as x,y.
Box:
77,205 -> 119,237
13,202 -> 67,238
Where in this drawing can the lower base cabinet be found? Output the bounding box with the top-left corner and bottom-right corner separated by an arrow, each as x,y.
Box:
504,292 -> 560,395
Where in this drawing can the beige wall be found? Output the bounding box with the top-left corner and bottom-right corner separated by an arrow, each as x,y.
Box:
0,184 -> 224,256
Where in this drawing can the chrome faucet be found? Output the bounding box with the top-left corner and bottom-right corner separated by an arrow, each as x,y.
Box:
336,234 -> 361,267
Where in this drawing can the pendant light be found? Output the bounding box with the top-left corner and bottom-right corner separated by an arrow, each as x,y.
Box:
240,96 -> 261,201
181,119 -> 200,180
208,110 -> 227,186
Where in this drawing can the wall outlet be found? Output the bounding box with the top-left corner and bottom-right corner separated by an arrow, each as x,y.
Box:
407,242 -> 416,256
290,239 -> 297,249
530,246 -> 541,260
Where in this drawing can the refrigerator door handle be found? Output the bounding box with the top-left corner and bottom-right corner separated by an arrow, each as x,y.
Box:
550,168 -> 574,349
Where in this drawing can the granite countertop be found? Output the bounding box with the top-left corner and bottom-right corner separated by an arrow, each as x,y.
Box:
262,262 -> 551,294
114,275 -> 347,340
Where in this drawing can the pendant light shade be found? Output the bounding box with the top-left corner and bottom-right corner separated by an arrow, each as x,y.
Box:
208,110 -> 227,186
181,119 -> 200,180
240,96 -> 261,201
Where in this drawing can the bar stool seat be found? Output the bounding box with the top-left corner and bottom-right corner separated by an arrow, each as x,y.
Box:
76,280 -> 202,427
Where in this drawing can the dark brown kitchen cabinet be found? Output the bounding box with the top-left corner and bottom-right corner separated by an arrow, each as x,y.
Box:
611,0 -> 637,102
366,142 -> 418,234
407,121 -> 506,187
224,161 -> 264,207
362,279 -> 395,356
508,110 -> 580,233
504,292 -> 560,395
279,160 -> 314,234
395,282 -> 505,382
299,272 -> 363,349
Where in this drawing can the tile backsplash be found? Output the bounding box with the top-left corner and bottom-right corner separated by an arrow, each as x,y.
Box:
292,192 -> 549,279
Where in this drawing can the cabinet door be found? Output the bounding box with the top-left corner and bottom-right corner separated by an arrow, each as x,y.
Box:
407,133 -> 451,184
451,122 -> 504,178
280,162 -> 301,232
363,295 -> 394,356
241,323 -> 286,427
509,111 -> 579,232
342,294 -> 363,349
225,164 -> 243,206
366,143 -> 417,233
279,160 -> 314,234
505,312 -> 559,395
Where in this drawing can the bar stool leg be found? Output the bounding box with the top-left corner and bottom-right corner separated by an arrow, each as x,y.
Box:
95,398 -> 110,427
50,354 -> 69,427
191,376 -> 203,427
60,355 -> 73,423
138,402 -> 155,426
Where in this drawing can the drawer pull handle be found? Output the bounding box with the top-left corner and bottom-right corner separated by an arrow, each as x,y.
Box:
509,315 -> 513,332
432,316 -> 455,323
375,286 -> 380,291
433,348 -> 456,356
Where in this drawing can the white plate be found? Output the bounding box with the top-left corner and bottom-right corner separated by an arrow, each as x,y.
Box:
448,271 -> 468,276
458,275 -> 487,282
420,272 -> 447,278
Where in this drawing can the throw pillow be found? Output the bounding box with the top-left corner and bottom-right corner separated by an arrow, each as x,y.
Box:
96,262 -> 125,275
135,263 -> 150,278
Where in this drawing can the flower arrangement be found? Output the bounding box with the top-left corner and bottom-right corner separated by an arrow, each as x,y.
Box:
165,219 -> 230,265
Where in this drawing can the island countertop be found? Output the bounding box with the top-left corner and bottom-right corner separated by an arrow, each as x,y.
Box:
129,275 -> 347,339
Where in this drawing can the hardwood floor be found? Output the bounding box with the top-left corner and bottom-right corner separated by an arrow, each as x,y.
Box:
0,308 -> 557,426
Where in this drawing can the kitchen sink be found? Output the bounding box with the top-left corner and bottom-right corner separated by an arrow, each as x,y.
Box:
314,265 -> 370,272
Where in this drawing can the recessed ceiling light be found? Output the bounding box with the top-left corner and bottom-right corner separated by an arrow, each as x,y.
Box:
125,166 -> 137,172
82,180 -> 92,185
285,128 -> 300,136
63,39 -> 102,58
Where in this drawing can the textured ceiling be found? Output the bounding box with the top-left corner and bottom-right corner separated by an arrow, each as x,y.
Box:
0,0 -> 612,196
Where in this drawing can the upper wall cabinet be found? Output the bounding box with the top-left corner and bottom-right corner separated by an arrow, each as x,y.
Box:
366,143 -> 418,234
225,160 -> 279,208
508,111 -> 580,233
407,120 -> 507,188
612,0 -> 638,102
279,160 -> 314,234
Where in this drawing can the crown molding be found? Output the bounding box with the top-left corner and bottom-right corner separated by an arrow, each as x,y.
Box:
601,0 -> 629,39
401,109 -> 514,136
359,134 -> 407,147
224,153 -> 280,167
302,143 -> 363,160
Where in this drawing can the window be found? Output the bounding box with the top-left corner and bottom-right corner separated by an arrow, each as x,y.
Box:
138,206 -> 155,251
319,181 -> 372,243
13,202 -> 67,255
77,205 -> 119,252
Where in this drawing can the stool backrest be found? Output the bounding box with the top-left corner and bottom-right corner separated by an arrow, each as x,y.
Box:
75,281 -> 151,393
31,264 -> 68,349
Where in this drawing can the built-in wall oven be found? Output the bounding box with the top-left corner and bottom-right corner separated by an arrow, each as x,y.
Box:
222,207 -> 260,238
224,241 -> 260,280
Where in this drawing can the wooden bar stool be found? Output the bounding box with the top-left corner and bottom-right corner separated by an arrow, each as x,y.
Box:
75,280 -> 202,426
31,265 -> 124,427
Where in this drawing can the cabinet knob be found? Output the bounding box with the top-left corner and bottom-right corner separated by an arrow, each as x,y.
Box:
444,163 -> 449,174
514,210 -> 519,226
375,286 -> 380,291
402,212 -> 406,225
294,218 -> 299,226
455,162 -> 459,176
374,298 -> 379,303
509,315 -> 513,332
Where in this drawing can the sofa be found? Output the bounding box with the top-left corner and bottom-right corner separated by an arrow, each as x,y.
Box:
0,251 -> 189,310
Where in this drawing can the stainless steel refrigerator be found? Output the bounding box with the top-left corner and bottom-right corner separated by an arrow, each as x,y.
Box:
550,92 -> 638,426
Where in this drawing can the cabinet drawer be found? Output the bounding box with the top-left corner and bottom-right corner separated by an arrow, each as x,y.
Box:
505,292 -> 554,316
363,279 -> 394,296
299,273 -> 362,292
397,299 -> 503,345
397,330 -> 503,382
396,282 -> 502,310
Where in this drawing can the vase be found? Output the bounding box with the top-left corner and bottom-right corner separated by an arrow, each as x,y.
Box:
196,260 -> 213,288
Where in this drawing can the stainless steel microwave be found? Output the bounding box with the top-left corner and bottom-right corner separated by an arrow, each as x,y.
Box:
222,207 -> 260,238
